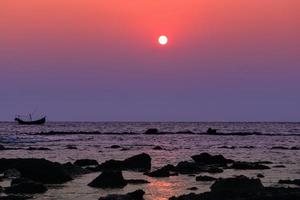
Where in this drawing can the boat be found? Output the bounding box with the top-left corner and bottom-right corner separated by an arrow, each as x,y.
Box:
15,115 -> 46,125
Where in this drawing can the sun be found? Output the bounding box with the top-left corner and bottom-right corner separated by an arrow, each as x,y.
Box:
158,35 -> 168,45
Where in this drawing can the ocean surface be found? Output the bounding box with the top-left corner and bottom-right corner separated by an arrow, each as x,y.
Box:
0,122 -> 300,200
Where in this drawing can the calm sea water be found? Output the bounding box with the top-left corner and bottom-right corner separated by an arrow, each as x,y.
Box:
0,122 -> 300,200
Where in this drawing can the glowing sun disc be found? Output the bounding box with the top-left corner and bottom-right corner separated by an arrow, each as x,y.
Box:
158,35 -> 168,45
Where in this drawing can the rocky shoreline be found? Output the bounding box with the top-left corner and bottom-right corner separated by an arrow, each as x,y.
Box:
0,151 -> 299,200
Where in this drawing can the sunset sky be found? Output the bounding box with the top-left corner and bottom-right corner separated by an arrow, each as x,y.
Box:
0,0 -> 299,121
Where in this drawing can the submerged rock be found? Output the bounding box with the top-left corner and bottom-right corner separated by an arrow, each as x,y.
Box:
187,187 -> 198,191
123,153 -> 151,171
88,170 -> 127,188
153,146 -> 163,150
0,158 -> 72,184
110,145 -> 121,149
98,190 -> 145,200
74,159 -> 99,166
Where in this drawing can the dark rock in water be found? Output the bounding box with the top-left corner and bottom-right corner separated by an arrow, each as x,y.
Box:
231,161 -> 270,170
169,187 -> 300,200
291,146 -> 300,150
0,158 -> 72,184
74,159 -> 99,166
206,128 -> 217,134
88,170 -> 127,188
121,148 -> 130,151
98,159 -> 124,170
191,153 -> 233,165
5,180 -> 47,194
146,165 -> 177,177
273,165 -> 286,168
271,146 -> 289,150
219,146 -> 235,149
126,179 -> 149,184
0,195 -> 33,200
187,187 -> 198,191
98,153 -> 151,172
204,167 -> 224,174
26,147 -> 50,151
196,175 -> 216,182
4,169 -> 21,179
279,179 -> 300,186
98,190 -> 145,200
0,145 -> 5,150
144,128 -> 159,135
66,145 -> 77,150
210,175 -> 264,195
123,153 -> 151,171
153,146 -> 163,150
62,162 -> 91,177
11,178 -> 32,186
110,145 -> 121,149
175,161 -> 200,174
257,173 -> 265,178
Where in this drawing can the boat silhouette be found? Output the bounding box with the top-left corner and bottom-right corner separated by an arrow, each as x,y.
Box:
15,114 -> 46,125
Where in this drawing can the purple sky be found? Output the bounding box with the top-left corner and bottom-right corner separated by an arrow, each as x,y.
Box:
0,0 -> 299,121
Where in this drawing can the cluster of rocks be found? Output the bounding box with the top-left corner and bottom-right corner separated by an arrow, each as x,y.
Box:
169,176 -> 300,200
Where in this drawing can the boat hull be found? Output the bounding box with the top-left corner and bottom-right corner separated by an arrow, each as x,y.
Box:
15,117 -> 46,125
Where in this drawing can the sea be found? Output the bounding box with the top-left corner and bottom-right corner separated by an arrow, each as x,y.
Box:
0,122 -> 299,200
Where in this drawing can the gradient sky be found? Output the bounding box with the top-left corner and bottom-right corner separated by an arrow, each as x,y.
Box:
0,0 -> 299,121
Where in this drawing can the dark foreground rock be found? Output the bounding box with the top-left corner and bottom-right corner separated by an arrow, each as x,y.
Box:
62,162 -> 91,177
88,170 -> 127,188
0,195 -> 32,200
98,153 -> 151,172
74,159 -> 99,166
5,179 -> 47,194
144,128 -> 159,134
0,158 -> 72,184
98,190 -> 145,200
196,175 -> 216,182
169,176 -> 300,200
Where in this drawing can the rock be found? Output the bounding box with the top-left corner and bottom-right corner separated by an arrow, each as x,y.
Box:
11,178 -> 32,186
110,145 -> 121,149
273,165 -> 286,168
206,128 -> 217,134
219,146 -> 235,149
5,180 -> 47,194
88,170 -> 127,188
278,179 -> 300,186
187,187 -> 198,191
153,146 -> 163,150
0,158 -> 72,184
204,167 -> 224,174
126,179 -> 149,184
196,175 -> 216,182
62,162 -> 91,177
146,165 -> 177,177
66,145 -> 77,150
191,153 -> 233,165
4,169 -> 21,179
26,147 -> 50,151
271,146 -> 289,150
98,153 -> 151,172
144,128 -> 159,135
257,173 -> 265,178
123,153 -> 151,171
74,159 -> 99,166
0,195 -> 33,200
175,161 -> 200,174
98,190 -> 145,200
210,175 -> 264,195
291,146 -> 300,150
169,193 -> 199,200
231,161 -> 270,170
0,145 -> 5,150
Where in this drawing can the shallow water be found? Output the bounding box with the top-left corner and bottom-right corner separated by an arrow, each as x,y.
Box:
0,122 -> 300,200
